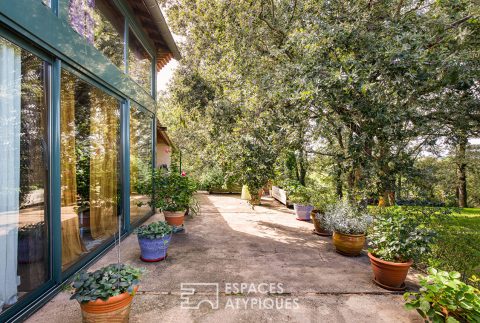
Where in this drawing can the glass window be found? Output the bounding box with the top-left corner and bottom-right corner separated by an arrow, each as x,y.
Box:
60,69 -> 120,270
130,104 -> 153,223
68,0 -> 125,69
128,29 -> 152,94
0,38 -> 50,311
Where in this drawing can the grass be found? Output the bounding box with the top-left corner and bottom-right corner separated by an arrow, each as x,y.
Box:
458,208 -> 480,217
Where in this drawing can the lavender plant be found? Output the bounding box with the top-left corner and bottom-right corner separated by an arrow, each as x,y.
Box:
324,200 -> 371,235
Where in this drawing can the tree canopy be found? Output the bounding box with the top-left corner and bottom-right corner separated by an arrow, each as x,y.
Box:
158,0 -> 480,206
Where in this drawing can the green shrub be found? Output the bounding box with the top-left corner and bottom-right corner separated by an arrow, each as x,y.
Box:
404,268 -> 480,322
150,169 -> 197,212
368,207 -> 437,263
70,264 -> 144,303
134,221 -> 172,239
288,185 -> 313,205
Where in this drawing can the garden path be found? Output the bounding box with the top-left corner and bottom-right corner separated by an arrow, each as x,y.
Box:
27,193 -> 421,323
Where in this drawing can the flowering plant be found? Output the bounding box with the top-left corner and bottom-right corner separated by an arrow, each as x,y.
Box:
324,200 -> 371,235
149,169 -> 197,211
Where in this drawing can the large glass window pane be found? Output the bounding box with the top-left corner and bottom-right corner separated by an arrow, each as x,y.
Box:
68,0 -> 125,69
128,29 -> 152,94
130,104 -> 153,223
0,38 -> 49,311
60,69 -> 120,270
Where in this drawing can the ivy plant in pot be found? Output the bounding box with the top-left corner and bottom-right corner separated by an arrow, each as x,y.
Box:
134,221 -> 173,262
368,207 -> 436,290
151,169 -> 196,226
288,185 -> 314,221
404,268 -> 480,322
71,263 -> 143,322
324,200 -> 371,256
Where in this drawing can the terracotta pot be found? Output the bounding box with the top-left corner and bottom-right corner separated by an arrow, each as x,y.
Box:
164,210 -> 186,226
249,190 -> 263,205
332,232 -> 365,256
368,253 -> 413,289
311,210 -> 332,236
80,286 -> 138,323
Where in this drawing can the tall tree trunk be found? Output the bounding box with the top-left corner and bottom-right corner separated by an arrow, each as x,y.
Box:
335,163 -> 343,199
456,135 -> 468,208
297,152 -> 307,186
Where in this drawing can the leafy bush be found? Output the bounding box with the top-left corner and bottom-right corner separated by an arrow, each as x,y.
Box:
404,268 -> 480,323
70,264 -> 143,303
288,185 -> 312,205
368,207 -> 437,263
197,167 -> 225,191
134,221 -> 172,240
150,169 -> 197,211
324,200 -> 371,235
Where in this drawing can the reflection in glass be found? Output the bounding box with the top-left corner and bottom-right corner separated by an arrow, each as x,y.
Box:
0,38 -> 49,311
128,29 -> 152,93
68,0 -> 124,69
60,69 -> 120,270
130,105 -> 153,223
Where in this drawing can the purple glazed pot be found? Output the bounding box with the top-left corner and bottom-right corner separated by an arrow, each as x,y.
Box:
294,204 -> 314,221
138,234 -> 172,262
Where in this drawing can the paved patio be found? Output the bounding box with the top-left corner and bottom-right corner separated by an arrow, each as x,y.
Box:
27,194 -> 421,322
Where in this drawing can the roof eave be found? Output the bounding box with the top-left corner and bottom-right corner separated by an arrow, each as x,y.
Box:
143,0 -> 182,61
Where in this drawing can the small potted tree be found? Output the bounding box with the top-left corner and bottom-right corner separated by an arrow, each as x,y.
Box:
404,268 -> 480,322
368,207 -> 436,290
324,200 -> 371,256
71,263 -> 143,322
151,169 -> 196,226
288,185 -> 314,221
135,221 -> 173,262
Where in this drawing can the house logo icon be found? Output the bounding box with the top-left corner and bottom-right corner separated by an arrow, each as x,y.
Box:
180,283 -> 220,309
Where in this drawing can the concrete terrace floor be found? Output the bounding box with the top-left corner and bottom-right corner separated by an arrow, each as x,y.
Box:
27,193 -> 422,323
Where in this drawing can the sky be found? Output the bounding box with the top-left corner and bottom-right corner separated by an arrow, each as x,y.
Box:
157,59 -> 179,92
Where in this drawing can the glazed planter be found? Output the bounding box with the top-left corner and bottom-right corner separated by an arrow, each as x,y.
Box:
294,204 -> 314,221
164,210 -> 186,226
368,253 -> 413,290
79,286 -> 138,323
138,234 -> 172,262
311,210 -> 332,236
332,231 -> 365,256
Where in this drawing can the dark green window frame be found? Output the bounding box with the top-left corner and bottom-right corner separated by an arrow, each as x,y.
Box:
0,1 -> 159,319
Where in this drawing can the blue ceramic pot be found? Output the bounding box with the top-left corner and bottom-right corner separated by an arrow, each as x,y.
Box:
138,234 -> 172,262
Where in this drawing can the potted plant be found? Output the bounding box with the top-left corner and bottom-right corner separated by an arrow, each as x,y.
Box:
71,263 -> 143,322
150,169 -> 196,226
310,195 -> 333,236
324,200 -> 371,256
368,207 -> 436,290
404,268 -> 480,322
288,185 -> 314,221
134,221 -> 173,262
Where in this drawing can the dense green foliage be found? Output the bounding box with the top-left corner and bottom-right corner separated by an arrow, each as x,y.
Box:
134,221 -> 173,240
148,169 -> 197,212
158,0 -> 480,208
404,268 -> 480,323
70,264 -> 143,303
368,207 -> 437,263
